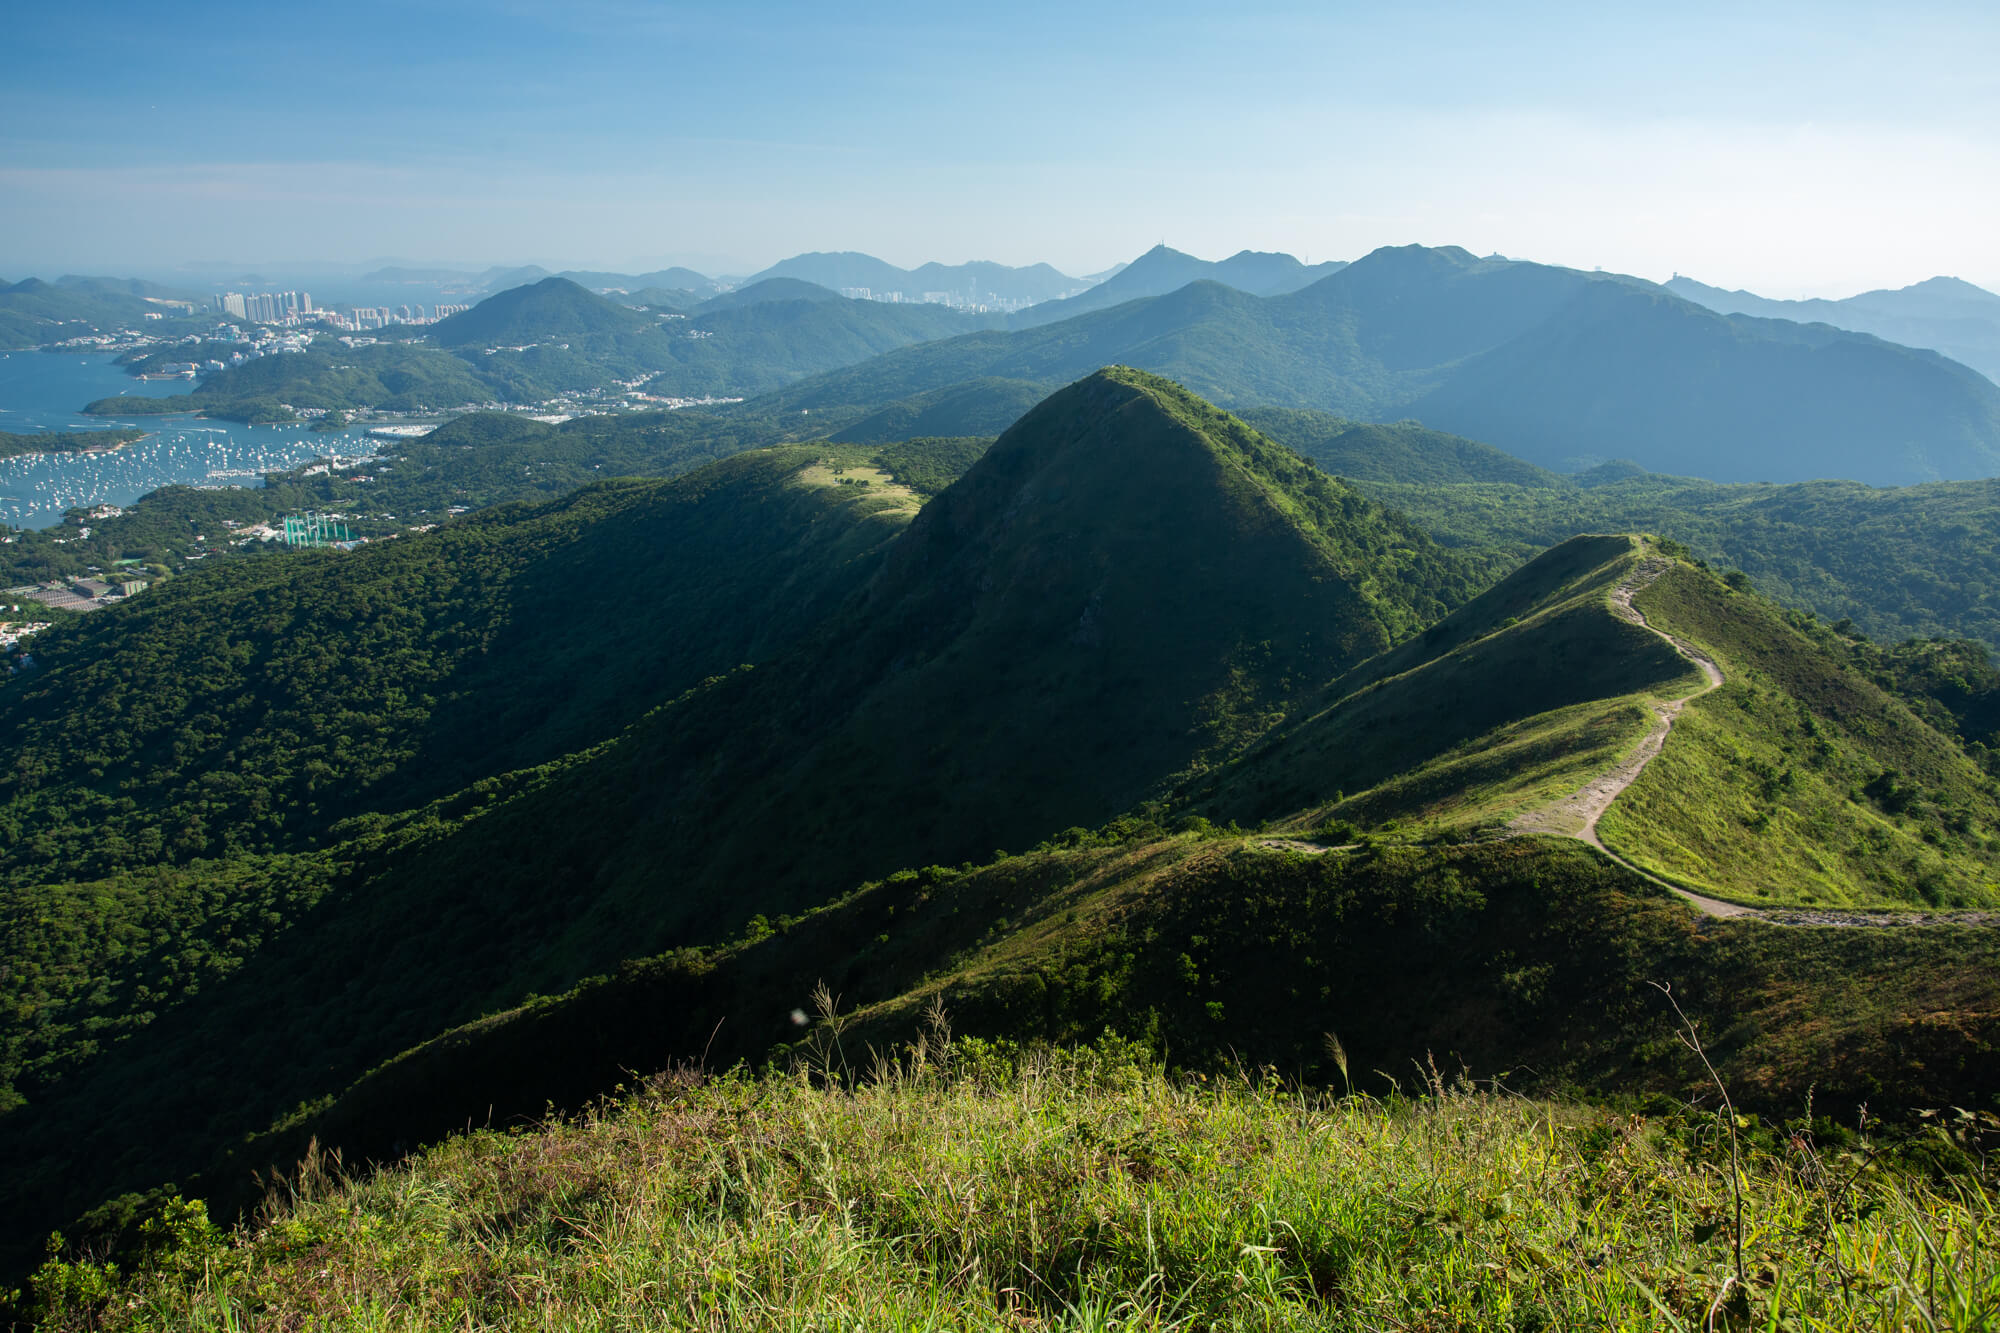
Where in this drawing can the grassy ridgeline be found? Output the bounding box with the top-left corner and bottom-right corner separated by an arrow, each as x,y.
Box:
1603,562 -> 2000,907
25,1045 -> 1999,1330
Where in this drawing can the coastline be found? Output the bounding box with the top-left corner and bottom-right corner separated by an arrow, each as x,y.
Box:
0,427 -> 150,461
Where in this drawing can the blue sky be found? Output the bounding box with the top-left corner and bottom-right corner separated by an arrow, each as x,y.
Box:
3,1 -> 1996,294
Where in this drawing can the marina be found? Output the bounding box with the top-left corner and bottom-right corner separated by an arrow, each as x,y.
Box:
0,351 -> 367,531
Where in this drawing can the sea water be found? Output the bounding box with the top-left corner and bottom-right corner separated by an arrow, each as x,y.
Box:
0,351 -> 364,531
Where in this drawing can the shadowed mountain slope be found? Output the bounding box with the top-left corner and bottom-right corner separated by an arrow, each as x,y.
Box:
0,447 -> 919,885
1405,280 -> 2000,482
428,367 -> 1495,959
829,377 -> 1047,443
1237,407 -> 1562,486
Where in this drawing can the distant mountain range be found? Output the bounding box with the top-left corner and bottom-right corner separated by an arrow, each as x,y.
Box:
358,264 -> 728,299
1009,244 -> 1347,326
747,245 -> 2000,486
129,276 -> 995,416
738,252 -> 1088,305
354,246 -> 1350,314
24,245 -> 2000,490
1666,273 -> 2000,384
357,255 -> 1096,308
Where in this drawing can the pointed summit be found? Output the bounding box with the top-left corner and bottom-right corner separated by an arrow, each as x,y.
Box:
462,370 -> 1488,957
545,369 -> 1487,931
858,367 -> 1455,682
430,276 -> 653,346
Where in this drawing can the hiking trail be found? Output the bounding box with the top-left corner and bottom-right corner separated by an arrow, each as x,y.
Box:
1262,557 -> 2000,928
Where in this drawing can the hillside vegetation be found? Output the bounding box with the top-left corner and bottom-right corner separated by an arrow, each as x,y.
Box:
1192,535 -> 1696,836
1238,407 -> 1558,486
8,370 -> 2000,1308
1601,562 -> 2000,908
0,278 -> 210,349
0,445 -> 919,883
828,376 -> 1046,443
0,371 -> 1500,1274
29,1047 -> 2000,1331
1185,534 -> 2000,911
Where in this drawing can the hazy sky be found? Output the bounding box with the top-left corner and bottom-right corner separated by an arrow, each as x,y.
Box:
4,1 -> 1996,296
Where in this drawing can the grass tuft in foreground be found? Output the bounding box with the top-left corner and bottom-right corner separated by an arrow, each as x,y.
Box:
24,1029 -> 2000,1331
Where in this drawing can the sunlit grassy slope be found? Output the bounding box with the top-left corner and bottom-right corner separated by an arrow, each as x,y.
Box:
1600,562 -> 2000,908
1189,533 -> 1695,834
30,1054 -> 2000,1332
1187,533 -> 2000,910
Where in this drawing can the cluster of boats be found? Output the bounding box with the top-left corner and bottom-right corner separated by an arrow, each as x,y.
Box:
0,425 -> 331,531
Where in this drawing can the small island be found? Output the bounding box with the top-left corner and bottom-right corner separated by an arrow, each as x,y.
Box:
81,394 -> 199,418
0,427 -> 146,459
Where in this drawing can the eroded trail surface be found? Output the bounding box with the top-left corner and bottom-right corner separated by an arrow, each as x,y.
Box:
1262,561 -> 1997,928
1516,561 -> 1997,927
1507,560 -> 1754,916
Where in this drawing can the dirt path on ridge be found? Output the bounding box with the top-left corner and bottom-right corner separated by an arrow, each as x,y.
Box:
1262,559 -> 2000,929
1506,559 -> 1754,917
1513,561 -> 2000,926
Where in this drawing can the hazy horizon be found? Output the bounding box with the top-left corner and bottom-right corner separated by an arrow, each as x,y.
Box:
5,1 -> 1997,300
24,245 -> 1995,310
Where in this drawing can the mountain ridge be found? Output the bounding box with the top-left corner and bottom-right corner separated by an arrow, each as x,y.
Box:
741,251 -> 1087,305
428,276 -> 656,346
1667,271 -> 2000,383
1009,243 -> 1348,326
740,245 -> 2000,485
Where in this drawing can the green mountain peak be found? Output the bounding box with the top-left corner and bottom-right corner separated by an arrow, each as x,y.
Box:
429,276 -> 654,346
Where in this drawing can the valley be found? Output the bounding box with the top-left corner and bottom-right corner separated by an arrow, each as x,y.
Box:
6,365 -> 2000,1322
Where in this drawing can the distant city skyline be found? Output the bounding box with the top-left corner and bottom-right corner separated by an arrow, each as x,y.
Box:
3,2 -> 1996,299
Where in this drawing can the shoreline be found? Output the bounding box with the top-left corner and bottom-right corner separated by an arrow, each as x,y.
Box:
0,428 -> 152,463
